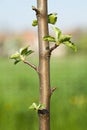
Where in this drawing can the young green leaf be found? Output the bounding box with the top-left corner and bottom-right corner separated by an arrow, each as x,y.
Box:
43,35 -> 56,42
19,46 -> 34,56
10,52 -> 20,59
32,20 -> 38,26
59,34 -> 72,43
29,102 -> 45,111
37,104 -> 45,110
52,26 -> 62,42
29,103 -> 37,110
48,13 -> 57,24
10,46 -> 34,65
14,59 -> 21,65
25,50 -> 34,56
10,52 -> 22,65
63,41 -> 77,52
20,46 -> 29,55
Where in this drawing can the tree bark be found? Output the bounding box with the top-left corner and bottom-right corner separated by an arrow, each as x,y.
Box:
37,0 -> 51,130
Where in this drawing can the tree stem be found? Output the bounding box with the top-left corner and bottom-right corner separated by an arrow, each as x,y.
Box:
37,0 -> 50,130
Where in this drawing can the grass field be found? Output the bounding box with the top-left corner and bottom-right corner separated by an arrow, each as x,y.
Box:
0,55 -> 87,130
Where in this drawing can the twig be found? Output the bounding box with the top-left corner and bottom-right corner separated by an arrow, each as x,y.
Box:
32,6 -> 40,15
23,60 -> 39,73
50,44 -> 59,53
50,87 -> 57,96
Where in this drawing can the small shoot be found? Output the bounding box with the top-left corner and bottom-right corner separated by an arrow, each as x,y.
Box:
29,102 -> 45,111
48,13 -> 57,25
43,26 -> 77,52
10,46 -> 34,64
32,20 -> 38,26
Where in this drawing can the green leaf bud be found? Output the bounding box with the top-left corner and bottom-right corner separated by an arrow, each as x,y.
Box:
48,13 -> 57,24
32,20 -> 38,26
43,35 -> 56,42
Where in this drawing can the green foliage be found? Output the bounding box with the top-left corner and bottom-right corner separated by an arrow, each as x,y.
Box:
32,13 -> 57,26
44,26 -> 77,51
32,20 -> 38,26
29,102 -> 45,111
63,41 -> 77,52
48,13 -> 57,24
59,34 -> 72,43
52,26 -> 62,42
43,35 -> 56,42
10,46 -> 33,64
10,52 -> 22,64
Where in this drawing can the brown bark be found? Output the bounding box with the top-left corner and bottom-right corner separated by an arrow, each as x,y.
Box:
37,0 -> 51,130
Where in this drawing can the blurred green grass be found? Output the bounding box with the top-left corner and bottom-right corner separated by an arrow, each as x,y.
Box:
0,56 -> 87,130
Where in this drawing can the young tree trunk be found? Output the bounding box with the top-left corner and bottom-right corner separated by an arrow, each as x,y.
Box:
37,0 -> 51,130
10,1 -> 76,130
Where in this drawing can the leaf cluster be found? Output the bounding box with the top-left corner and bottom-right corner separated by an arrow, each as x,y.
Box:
10,12 -> 77,66
32,11 -> 77,51
10,46 -> 33,64
43,26 -> 77,52
29,102 -> 45,111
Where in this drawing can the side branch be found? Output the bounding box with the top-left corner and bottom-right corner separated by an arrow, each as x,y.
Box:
50,87 -> 56,97
50,44 -> 59,53
23,60 -> 39,73
32,6 -> 40,15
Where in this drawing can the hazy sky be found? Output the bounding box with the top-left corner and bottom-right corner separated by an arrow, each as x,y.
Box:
0,0 -> 87,32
